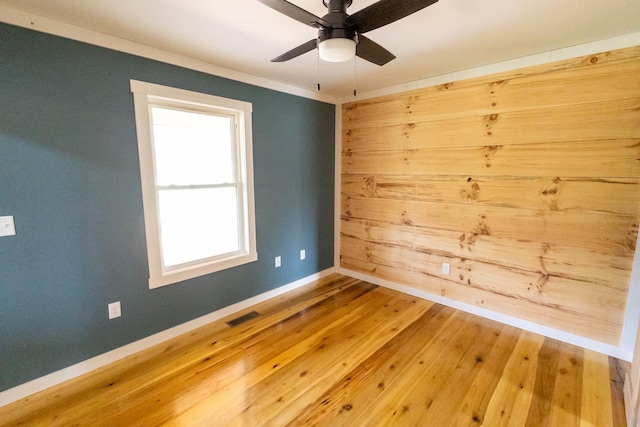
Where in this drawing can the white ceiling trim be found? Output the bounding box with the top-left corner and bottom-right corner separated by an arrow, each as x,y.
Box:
0,5 -> 337,104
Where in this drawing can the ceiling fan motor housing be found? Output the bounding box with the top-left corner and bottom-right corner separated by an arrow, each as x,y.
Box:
319,0 -> 357,43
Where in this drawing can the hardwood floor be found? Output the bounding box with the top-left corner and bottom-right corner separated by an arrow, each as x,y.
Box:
0,274 -> 628,426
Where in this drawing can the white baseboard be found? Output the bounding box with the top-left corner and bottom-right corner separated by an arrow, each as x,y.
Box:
338,267 -> 624,360
0,268 -> 335,408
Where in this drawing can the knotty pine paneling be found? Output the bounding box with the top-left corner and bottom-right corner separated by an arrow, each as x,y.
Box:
340,45 -> 640,344
342,196 -> 636,255
342,175 -> 640,216
343,139 -> 640,177
342,48 -> 640,131
343,100 -> 640,151
342,219 -> 631,291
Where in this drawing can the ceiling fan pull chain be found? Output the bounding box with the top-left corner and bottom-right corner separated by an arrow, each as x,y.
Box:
317,48 -> 321,92
353,55 -> 357,97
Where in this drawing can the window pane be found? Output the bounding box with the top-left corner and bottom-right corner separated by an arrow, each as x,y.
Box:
152,107 -> 234,186
158,187 -> 239,267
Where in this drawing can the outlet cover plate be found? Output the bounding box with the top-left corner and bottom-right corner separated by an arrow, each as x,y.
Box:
108,301 -> 121,319
0,216 -> 16,237
442,263 -> 450,275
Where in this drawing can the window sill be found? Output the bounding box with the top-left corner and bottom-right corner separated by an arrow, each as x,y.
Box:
149,252 -> 258,289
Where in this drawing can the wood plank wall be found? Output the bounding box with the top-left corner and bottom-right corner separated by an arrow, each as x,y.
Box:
340,46 -> 640,346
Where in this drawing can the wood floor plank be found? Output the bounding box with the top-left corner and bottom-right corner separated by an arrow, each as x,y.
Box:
165,288 -> 424,426
96,280 -> 384,426
580,350 -> 614,427
288,303 -> 455,426
407,319 -> 510,425
525,338 -> 564,426
0,274 -> 628,426
245,293 -> 433,426
349,312 -> 480,425
482,331 -> 546,427
448,325 -> 521,426
546,341 -> 584,427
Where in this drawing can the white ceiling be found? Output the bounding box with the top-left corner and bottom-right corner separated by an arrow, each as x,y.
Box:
1,0 -> 640,99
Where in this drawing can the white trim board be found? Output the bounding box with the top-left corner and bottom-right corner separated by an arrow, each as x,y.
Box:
333,105 -> 342,269
0,268 -> 335,408
620,228 -> 640,361
338,267 -> 625,361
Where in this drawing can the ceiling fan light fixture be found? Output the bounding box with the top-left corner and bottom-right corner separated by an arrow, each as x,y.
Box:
318,38 -> 356,62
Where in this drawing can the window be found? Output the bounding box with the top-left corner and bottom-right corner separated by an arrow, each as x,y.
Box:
131,80 -> 257,289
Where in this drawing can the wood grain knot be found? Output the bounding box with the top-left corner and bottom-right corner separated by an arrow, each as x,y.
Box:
362,176 -> 376,196
461,182 -> 481,201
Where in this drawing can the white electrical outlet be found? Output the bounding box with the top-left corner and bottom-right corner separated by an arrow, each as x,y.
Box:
0,216 -> 16,237
275,256 -> 281,268
442,263 -> 450,275
108,301 -> 121,319
300,249 -> 306,260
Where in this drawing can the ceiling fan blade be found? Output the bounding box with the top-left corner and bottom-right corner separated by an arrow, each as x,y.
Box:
257,0 -> 330,28
271,39 -> 318,62
356,34 -> 395,66
346,0 -> 438,34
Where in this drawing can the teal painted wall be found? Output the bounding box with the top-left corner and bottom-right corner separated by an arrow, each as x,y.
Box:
0,23 -> 335,392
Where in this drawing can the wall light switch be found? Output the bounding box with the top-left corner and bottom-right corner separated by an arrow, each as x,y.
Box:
275,256 -> 281,268
0,216 -> 16,237
108,301 -> 121,319
300,249 -> 306,260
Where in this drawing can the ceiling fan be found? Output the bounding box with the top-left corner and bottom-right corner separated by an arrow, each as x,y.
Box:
258,0 -> 438,66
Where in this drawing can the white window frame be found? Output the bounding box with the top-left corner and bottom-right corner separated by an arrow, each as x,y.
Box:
131,80 -> 257,289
